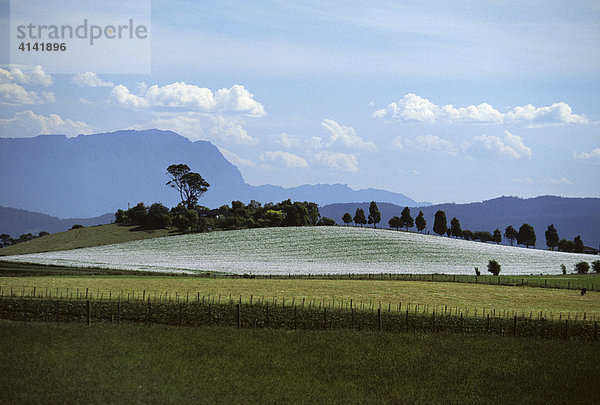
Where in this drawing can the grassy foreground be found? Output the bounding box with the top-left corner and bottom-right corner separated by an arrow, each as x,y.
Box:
2,275 -> 599,320
0,223 -> 175,256
0,321 -> 598,404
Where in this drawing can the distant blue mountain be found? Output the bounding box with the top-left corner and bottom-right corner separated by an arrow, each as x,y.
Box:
0,129 -> 425,218
320,196 -> 600,249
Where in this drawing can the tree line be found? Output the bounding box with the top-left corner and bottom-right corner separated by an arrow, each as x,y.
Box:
341,202 -> 591,252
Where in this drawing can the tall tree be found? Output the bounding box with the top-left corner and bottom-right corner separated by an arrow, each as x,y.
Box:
504,225 -> 518,246
368,201 -> 381,228
415,211 -> 426,233
354,208 -> 367,227
545,224 -> 559,251
388,216 -> 402,230
433,210 -> 447,236
400,207 -> 414,231
342,212 -> 353,226
574,235 -> 584,253
492,228 -> 502,244
449,217 -> 462,237
166,164 -> 210,209
517,223 -> 536,248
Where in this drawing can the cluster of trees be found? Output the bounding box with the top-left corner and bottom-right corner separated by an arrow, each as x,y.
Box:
543,224 -> 587,253
0,231 -> 49,248
114,162 -> 332,233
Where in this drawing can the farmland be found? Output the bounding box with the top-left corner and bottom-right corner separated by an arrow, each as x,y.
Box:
1,226 -> 594,275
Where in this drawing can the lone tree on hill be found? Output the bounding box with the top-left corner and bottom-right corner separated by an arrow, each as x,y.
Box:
415,211 -> 426,233
574,261 -> 589,275
487,260 -> 501,276
166,164 -> 210,209
433,210 -> 447,236
545,224 -> 559,251
368,201 -> 381,228
400,207 -> 414,231
449,217 -> 462,238
574,235 -> 584,253
517,223 -> 536,248
388,216 -> 402,230
342,212 -> 353,226
354,208 -> 367,227
504,225 -> 518,246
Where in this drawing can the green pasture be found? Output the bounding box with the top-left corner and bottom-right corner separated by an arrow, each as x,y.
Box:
1,322 -> 598,404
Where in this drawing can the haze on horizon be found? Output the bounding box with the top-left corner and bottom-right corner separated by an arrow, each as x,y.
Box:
0,0 -> 598,205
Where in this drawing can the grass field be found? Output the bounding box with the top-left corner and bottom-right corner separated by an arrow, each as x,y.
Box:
0,223 -> 175,256
1,321 -> 598,404
2,226 -> 595,275
2,275 -> 598,320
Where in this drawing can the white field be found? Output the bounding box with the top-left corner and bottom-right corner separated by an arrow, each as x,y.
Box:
2,226 -> 596,276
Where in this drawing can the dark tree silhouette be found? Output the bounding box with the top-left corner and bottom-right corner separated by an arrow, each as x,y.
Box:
400,207 -> 414,231
487,260 -> 501,276
368,201 -> 381,228
433,210 -> 447,236
449,217 -> 461,237
166,164 -> 210,209
492,228 -> 502,244
545,224 -> 559,251
517,223 -> 536,248
415,211 -> 426,233
504,225 -> 518,246
388,216 -> 402,230
574,235 -> 584,253
354,208 -> 367,227
342,212 -> 353,226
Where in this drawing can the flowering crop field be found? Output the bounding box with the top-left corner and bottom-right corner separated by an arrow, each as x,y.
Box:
2,227 -> 594,275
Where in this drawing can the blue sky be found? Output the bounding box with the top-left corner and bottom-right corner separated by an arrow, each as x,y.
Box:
1,0 -> 599,204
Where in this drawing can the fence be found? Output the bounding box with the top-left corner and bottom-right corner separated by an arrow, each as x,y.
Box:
0,297 -> 597,341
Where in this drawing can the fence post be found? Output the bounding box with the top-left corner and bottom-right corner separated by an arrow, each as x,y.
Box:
87,300 -> 91,326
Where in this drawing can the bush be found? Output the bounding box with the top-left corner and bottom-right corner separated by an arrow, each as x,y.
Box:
487,260 -> 501,276
70,224 -> 84,230
574,261 -> 590,275
592,260 -> 600,274
317,217 -> 336,226
560,264 -> 566,275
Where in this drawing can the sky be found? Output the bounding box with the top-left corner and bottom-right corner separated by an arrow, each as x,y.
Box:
0,0 -> 599,204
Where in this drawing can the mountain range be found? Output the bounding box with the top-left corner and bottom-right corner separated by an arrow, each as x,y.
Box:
320,196 -> 600,249
0,129 -> 425,218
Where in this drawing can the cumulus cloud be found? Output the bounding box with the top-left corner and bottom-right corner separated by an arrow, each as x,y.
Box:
463,131 -> 532,160
394,134 -> 457,155
374,93 -> 588,125
0,65 -> 53,87
263,151 -> 309,169
144,112 -> 258,145
574,147 -> 600,163
218,147 -> 256,167
313,151 -> 359,172
321,119 -> 376,152
0,110 -> 92,138
72,72 -> 114,87
110,82 -> 266,116
0,66 -> 55,105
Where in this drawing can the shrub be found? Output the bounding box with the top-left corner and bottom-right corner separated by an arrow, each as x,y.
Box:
574,261 -> 590,275
70,224 -> 84,230
591,260 -> 600,274
487,260 -> 501,276
474,267 -> 480,276
560,264 -> 566,275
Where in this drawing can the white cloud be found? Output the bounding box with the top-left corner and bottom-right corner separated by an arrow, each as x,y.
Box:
515,177 -> 573,186
321,118 -> 376,152
412,134 -> 458,155
277,132 -> 302,148
218,147 -> 256,167
110,82 -> 266,116
79,97 -> 92,105
574,147 -> 600,163
313,151 -> 359,172
72,72 -> 114,87
0,65 -> 53,87
144,112 -> 258,145
0,110 -> 92,138
264,151 -> 309,169
392,136 -> 404,150
464,131 -> 532,160
374,93 -> 588,125
0,83 -> 44,105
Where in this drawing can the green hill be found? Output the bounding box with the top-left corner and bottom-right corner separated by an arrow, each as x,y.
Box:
0,223 -> 175,256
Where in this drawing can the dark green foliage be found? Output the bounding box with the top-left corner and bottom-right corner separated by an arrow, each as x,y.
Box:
166,164 -> 210,209
504,225 -> 518,246
574,235 -> 584,253
38,231 -> 49,237
473,231 -> 493,242
415,211 -> 426,233
487,260 -> 501,276
462,230 -> 473,241
70,224 -> 84,230
433,210 -> 447,236
388,216 -> 402,230
354,208 -> 367,227
317,217 -> 336,226
592,260 -> 600,274
283,201 -> 310,227
561,264 -> 567,275
342,212 -> 353,225
128,202 -> 148,226
558,239 -> 575,252
400,207 -> 414,230
368,201 -> 381,228
517,223 -> 536,248
574,261 -> 589,275
0,233 -> 13,247
545,224 -> 559,250
449,217 -> 461,237
146,203 -> 172,229
492,228 -> 502,244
